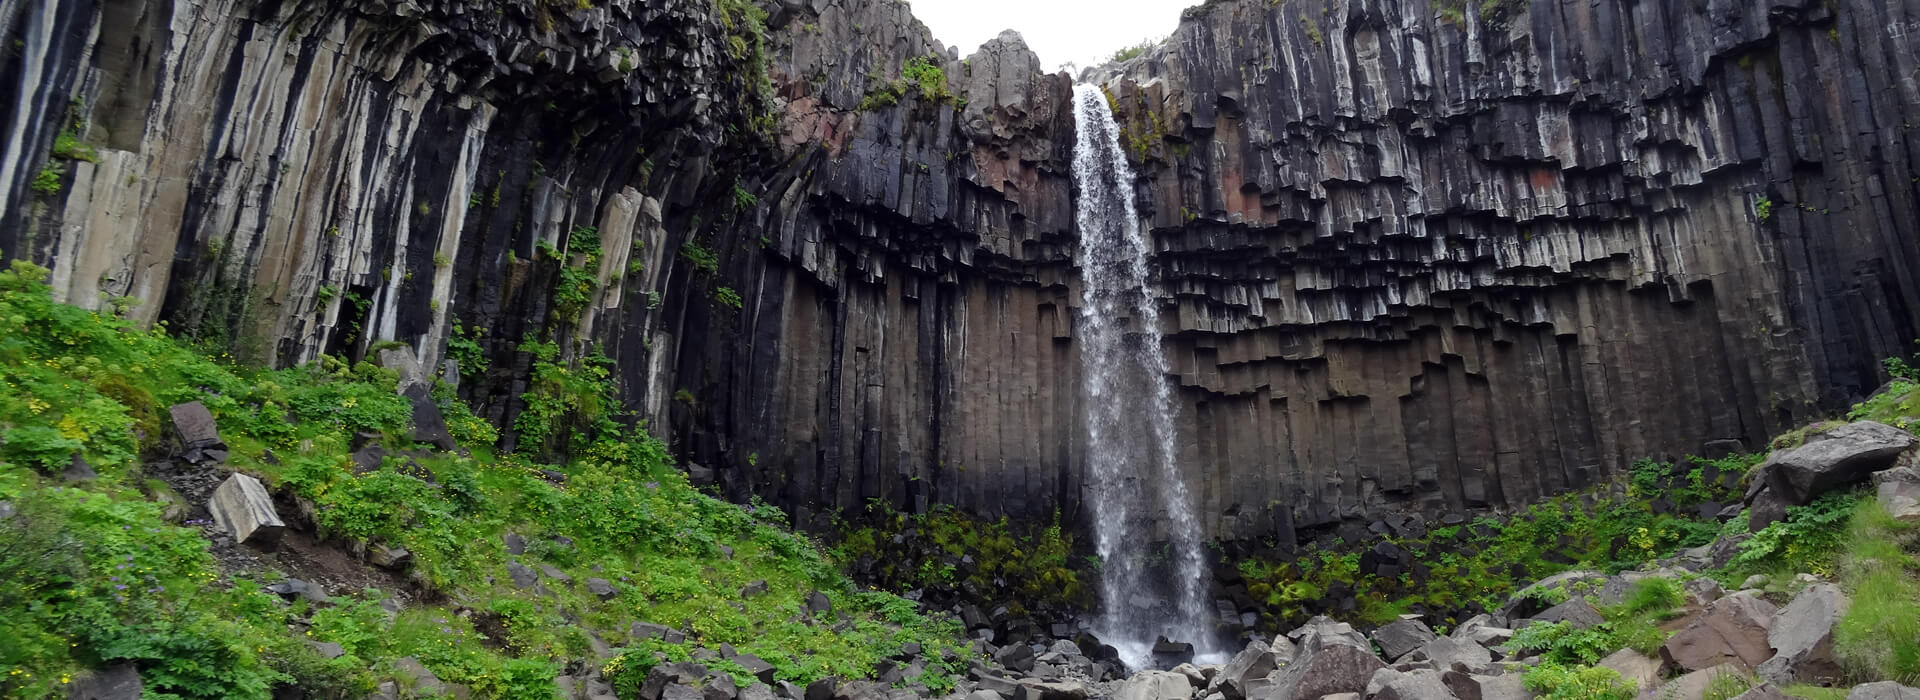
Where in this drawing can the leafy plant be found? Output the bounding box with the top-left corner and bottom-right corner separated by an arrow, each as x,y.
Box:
681,242 -> 719,274
714,286 -> 743,310
1522,662 -> 1635,700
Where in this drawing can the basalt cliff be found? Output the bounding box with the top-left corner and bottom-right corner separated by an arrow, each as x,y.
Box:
4,0 -> 1918,546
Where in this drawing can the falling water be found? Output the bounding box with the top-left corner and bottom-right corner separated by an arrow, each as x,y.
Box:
1069,83 -> 1215,669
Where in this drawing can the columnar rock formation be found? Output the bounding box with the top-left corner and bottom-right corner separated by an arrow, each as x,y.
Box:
4,0 -> 1917,546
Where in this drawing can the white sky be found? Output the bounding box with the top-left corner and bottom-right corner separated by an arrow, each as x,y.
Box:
905,0 -> 1193,72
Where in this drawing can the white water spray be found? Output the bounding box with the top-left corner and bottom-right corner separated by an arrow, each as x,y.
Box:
1069,83 -> 1216,669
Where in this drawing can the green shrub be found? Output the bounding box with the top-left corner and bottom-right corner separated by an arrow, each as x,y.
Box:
714,286 -> 743,309
681,242 -> 720,274
1833,498 -> 1920,681
0,261 -> 972,696
1521,662 -> 1636,700
1732,490 -> 1861,578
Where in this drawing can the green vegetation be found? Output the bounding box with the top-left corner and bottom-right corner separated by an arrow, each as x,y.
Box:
1108,37 -> 1162,63
858,57 -> 955,112
1506,578 -> 1682,666
713,286 -> 743,310
548,225 -> 602,322
681,241 -> 720,274
52,130 -> 99,163
31,163 -> 64,196
713,0 -> 777,136
0,262 -> 967,698
1521,662 -> 1636,700
1757,196 -> 1775,221
1230,453 -> 1755,630
1833,495 -> 1920,681
832,503 -> 1091,619
447,322 -> 490,379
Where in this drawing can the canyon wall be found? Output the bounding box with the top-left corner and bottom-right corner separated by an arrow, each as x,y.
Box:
4,0 -> 1918,546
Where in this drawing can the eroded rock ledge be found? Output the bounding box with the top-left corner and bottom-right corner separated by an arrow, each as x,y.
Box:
3,0 -> 1917,546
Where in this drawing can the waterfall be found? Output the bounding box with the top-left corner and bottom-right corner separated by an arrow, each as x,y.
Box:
1069,83 -> 1215,669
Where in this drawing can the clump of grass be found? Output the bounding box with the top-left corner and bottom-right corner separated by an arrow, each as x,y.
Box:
1833,498 -> 1920,681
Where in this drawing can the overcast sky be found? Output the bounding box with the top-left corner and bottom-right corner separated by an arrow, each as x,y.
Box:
905,0 -> 1193,72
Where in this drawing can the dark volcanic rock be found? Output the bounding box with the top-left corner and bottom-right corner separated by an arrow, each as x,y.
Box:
1753,422 -> 1918,505
5,0 -> 1919,546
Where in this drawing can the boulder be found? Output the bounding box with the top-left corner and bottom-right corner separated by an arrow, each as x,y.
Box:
1596,648 -> 1664,692
403,384 -> 458,451
1646,664 -> 1751,700
1660,592 -> 1777,671
1755,582 -> 1850,685
1497,570 -> 1606,620
586,577 -> 618,601
309,640 -> 347,659
1366,668 -> 1457,700
1209,640 -> 1281,699
1258,619 -> 1385,700
67,663 -> 142,700
393,656 -> 447,697
1748,488 -> 1791,532
267,578 -> 331,604
369,544 -> 411,570
1684,578 -> 1726,607
643,663 -> 710,700
1416,636 -> 1492,670
1372,618 -> 1437,660
375,345 -> 432,392
64,454 -> 98,482
207,473 -> 285,546
1849,682 -> 1920,700
740,580 -> 769,598
169,401 -> 226,464
1874,467 -> 1920,521
702,674 -> 739,700
1114,671 -> 1191,700
1017,680 -> 1088,700
1443,672 -> 1528,700
1755,422 -> 1917,505
732,654 -> 777,685
1169,664 -> 1206,687
806,591 -> 833,615
1528,598 -> 1604,629
1152,637 -> 1196,667
967,692 -> 1005,700
507,562 -> 539,588
993,642 -> 1035,673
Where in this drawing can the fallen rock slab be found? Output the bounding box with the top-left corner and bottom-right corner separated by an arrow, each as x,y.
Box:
1372,618 -> 1437,660
1874,467 -> 1920,521
1597,647 -> 1664,692
1756,582 -> 1850,686
1209,639 -> 1281,699
1647,663 -> 1751,700
1660,592 -> 1776,671
207,473 -> 285,546
1757,421 -> 1917,505
169,401 -> 226,464
1259,621 -> 1385,700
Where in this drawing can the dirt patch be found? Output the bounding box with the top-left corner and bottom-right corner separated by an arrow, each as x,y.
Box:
148,458 -> 427,606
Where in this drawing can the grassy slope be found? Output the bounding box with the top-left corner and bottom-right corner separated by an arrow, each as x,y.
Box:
0,262 -> 962,699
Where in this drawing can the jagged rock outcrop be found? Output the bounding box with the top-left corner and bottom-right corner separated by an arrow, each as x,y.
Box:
5,0 -> 1919,547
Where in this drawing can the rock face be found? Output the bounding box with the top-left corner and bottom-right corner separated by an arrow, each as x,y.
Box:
5,0 -> 1920,543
